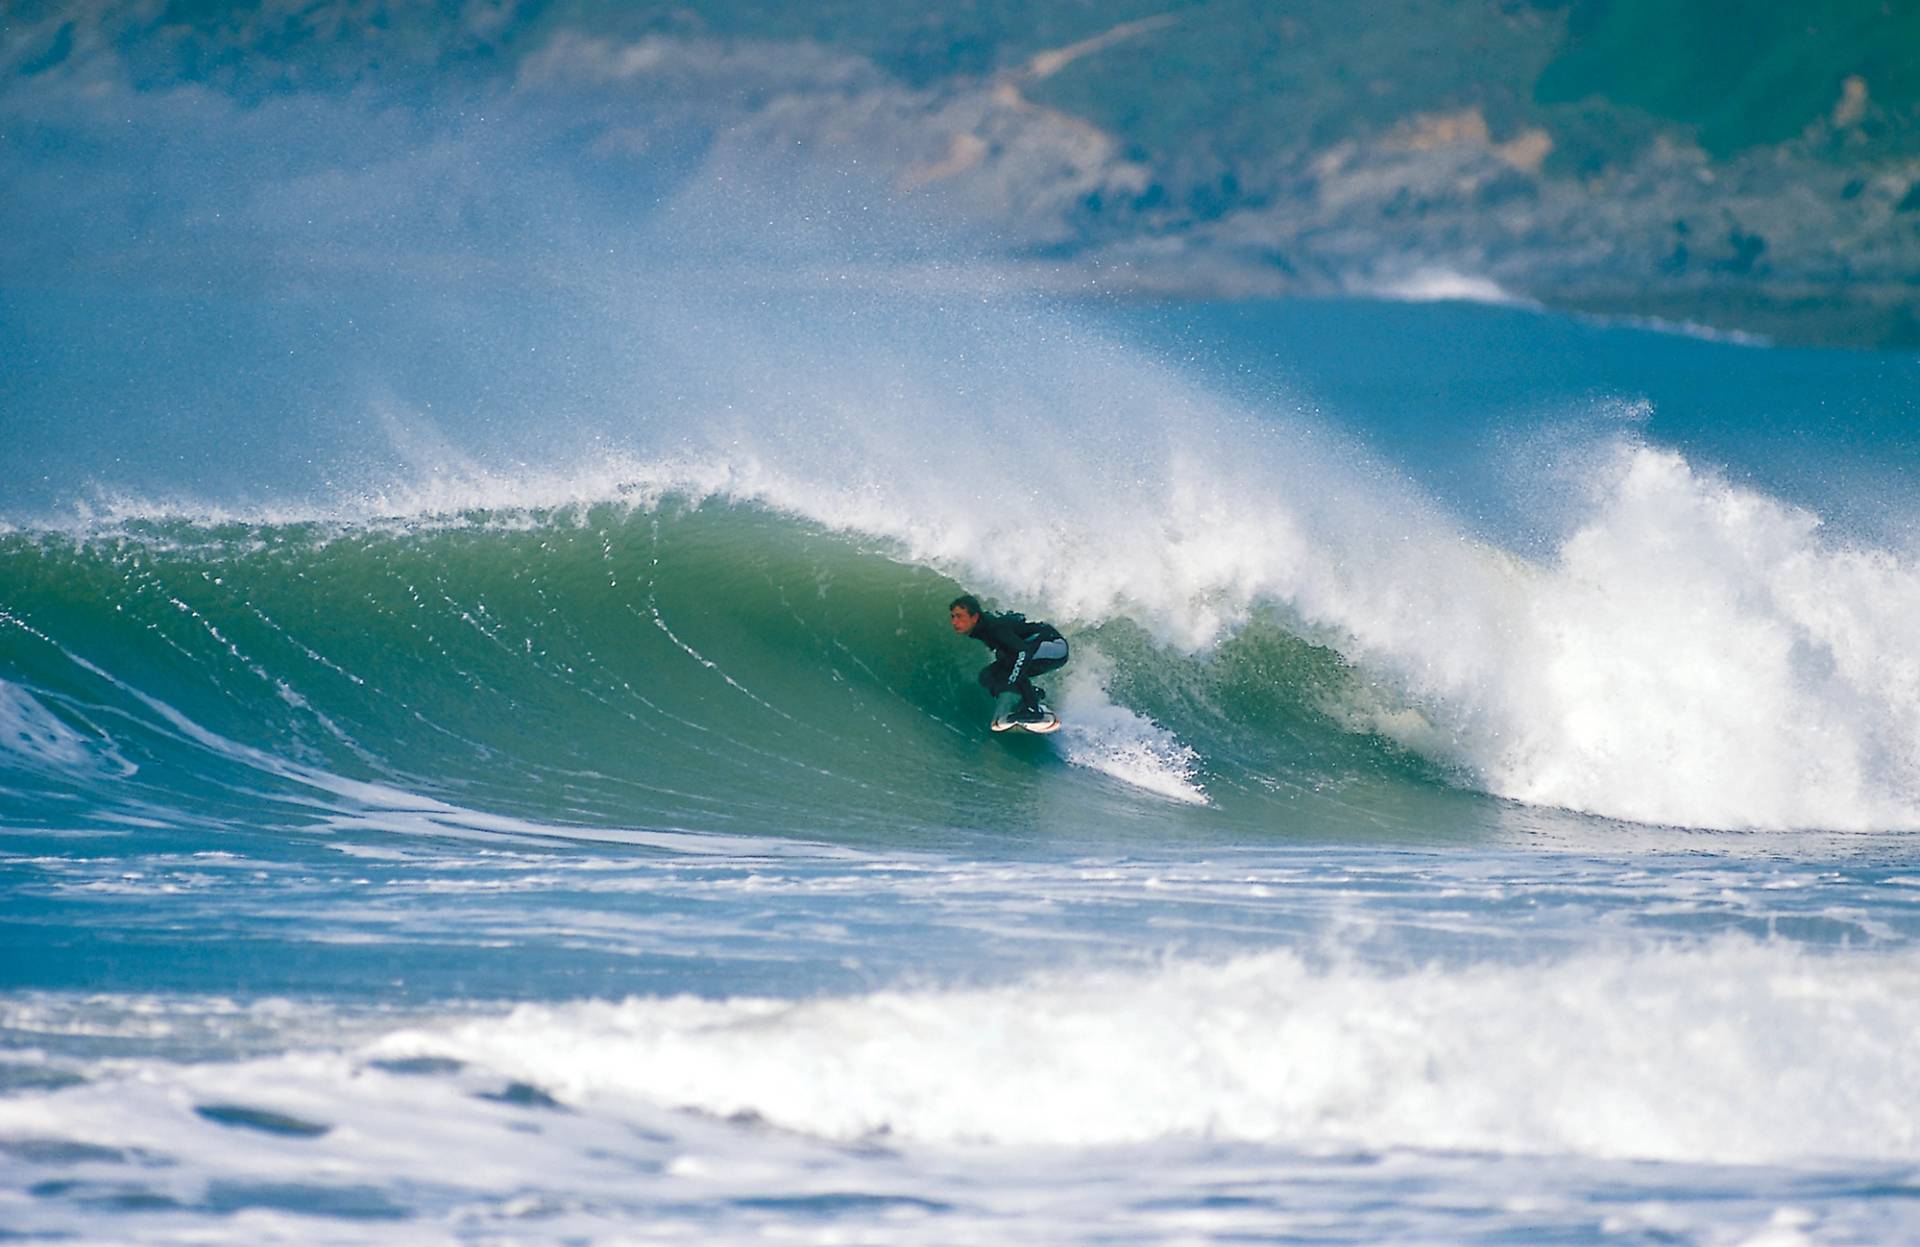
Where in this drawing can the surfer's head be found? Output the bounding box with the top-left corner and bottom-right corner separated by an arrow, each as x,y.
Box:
949,594 -> 983,634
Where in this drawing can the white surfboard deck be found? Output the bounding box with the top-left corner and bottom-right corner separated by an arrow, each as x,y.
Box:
991,711 -> 1061,735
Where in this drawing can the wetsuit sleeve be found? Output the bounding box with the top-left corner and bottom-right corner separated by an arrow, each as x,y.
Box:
974,614 -> 1062,664
975,615 -> 1059,658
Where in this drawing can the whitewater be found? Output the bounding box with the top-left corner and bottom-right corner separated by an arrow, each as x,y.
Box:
6,281 -> 1920,1245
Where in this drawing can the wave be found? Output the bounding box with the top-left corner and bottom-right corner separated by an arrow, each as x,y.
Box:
7,415 -> 1920,840
0,498 -> 1445,844
363,939 -> 1920,1163
12,405 -> 1920,837
12,939 -> 1912,1168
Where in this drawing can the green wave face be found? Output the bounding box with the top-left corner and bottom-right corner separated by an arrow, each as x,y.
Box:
0,502 -> 1472,849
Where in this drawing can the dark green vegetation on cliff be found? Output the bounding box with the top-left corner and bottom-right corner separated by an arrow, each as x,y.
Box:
1538,0 -> 1920,159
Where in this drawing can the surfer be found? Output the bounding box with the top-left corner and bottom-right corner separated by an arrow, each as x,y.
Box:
948,594 -> 1069,732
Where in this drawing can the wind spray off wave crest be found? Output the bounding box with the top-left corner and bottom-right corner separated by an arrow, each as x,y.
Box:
564,282 -> 1920,832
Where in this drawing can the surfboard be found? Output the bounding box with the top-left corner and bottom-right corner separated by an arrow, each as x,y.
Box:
992,711 -> 1061,735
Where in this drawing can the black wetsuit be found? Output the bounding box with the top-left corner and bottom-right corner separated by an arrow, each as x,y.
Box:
967,612 -> 1069,716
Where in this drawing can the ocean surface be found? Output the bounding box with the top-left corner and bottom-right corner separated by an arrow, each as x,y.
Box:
5,289 -> 1920,1245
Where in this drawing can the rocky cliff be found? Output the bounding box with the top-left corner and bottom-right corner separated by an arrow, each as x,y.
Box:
6,0 -> 1916,345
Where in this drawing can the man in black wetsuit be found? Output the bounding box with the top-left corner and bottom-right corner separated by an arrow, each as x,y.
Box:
948,594 -> 1070,730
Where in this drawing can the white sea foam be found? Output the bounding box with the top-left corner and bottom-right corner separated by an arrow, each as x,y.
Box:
1363,266 -> 1532,307
0,679 -> 129,778
0,680 -> 93,771
340,939 -> 1915,1164
1458,446 -> 1920,830
3,937 -> 1912,1246
1053,647 -> 1207,804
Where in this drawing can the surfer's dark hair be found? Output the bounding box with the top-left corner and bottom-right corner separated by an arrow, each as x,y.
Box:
949,594 -> 983,615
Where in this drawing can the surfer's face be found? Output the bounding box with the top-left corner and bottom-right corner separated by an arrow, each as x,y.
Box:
949,605 -> 979,634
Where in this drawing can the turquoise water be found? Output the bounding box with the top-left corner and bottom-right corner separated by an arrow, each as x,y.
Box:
6,291 -> 1920,1244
